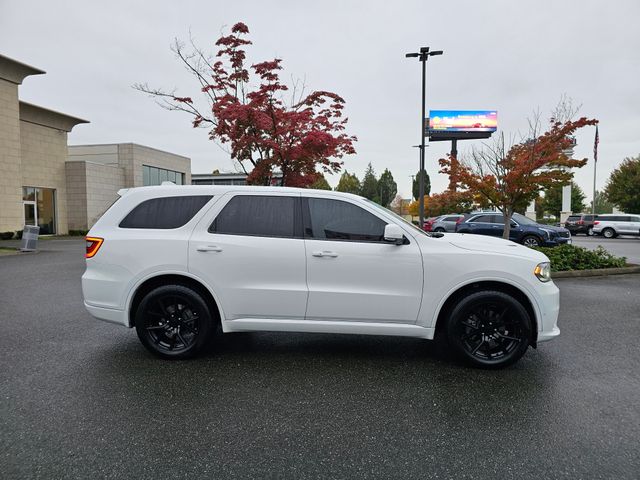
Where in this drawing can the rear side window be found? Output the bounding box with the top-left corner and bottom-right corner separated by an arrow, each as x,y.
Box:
209,195 -> 298,238
305,198 -> 386,242
443,216 -> 460,222
119,195 -> 212,229
470,215 -> 492,223
567,216 -> 580,222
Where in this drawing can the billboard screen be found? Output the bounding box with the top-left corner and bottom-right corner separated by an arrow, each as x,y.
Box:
429,110 -> 498,132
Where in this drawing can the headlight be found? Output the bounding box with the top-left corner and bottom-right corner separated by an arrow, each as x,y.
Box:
534,262 -> 552,282
540,228 -> 555,238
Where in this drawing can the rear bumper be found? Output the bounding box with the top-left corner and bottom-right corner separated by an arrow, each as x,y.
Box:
84,301 -> 128,327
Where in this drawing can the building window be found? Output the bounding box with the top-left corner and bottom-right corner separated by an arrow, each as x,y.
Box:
22,187 -> 57,235
142,165 -> 184,186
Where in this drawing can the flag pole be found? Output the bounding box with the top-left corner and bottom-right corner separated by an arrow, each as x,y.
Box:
592,124 -> 599,215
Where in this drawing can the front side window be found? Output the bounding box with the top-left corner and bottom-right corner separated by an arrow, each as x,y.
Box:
305,198 -> 387,242
120,195 -> 212,229
209,195 -> 298,238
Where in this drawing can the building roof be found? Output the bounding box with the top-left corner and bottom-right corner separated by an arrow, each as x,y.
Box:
19,101 -> 89,132
0,54 -> 45,85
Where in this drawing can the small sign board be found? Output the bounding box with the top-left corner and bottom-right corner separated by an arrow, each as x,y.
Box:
20,225 -> 40,252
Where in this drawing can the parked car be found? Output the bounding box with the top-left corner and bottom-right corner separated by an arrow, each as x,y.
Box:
431,214 -> 465,232
422,217 -> 438,232
592,214 -> 640,238
455,212 -> 572,247
82,186 -> 560,368
564,214 -> 599,236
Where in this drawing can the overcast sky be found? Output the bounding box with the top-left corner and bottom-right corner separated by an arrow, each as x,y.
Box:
2,0 -> 639,200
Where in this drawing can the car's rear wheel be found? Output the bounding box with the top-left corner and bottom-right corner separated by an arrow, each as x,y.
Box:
521,235 -> 542,247
446,290 -> 531,369
587,227 -> 594,236
135,284 -> 214,359
434,227 -> 445,232
602,227 -> 616,239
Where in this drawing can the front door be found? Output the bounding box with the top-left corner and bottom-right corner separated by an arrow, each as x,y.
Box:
188,193 -> 308,321
303,196 -> 423,323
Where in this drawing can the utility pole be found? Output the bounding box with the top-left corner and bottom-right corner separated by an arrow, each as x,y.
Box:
405,47 -> 443,228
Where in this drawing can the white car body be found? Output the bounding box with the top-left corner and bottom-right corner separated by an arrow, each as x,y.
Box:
82,186 -> 560,363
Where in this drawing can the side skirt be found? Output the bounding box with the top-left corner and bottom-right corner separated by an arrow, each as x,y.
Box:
221,318 -> 435,340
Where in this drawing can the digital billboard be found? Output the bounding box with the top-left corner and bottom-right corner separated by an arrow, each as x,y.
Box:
429,110 -> 498,133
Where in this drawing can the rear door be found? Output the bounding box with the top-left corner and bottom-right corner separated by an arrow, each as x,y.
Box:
467,214 -> 496,236
188,192 -> 308,321
303,195 -> 423,323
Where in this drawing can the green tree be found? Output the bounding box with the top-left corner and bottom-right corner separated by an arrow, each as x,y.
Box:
360,163 -> 379,201
310,174 -> 331,190
604,155 -> 640,212
412,170 -> 431,200
378,169 -> 398,207
541,182 -> 587,218
335,171 -> 361,194
591,190 -> 613,214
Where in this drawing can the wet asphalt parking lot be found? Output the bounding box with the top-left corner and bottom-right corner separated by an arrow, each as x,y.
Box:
1,238 -> 639,479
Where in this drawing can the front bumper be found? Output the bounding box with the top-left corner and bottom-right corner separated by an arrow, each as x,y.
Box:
542,236 -> 572,247
534,281 -> 560,344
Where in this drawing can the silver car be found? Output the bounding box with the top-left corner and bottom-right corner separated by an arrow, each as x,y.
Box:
592,214 -> 640,238
431,214 -> 464,232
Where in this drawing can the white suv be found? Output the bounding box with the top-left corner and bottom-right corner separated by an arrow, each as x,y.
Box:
592,214 -> 640,238
82,186 -> 560,368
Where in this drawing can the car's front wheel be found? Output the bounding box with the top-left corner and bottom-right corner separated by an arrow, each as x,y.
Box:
135,284 -> 214,359
446,290 -> 532,368
521,235 -> 542,247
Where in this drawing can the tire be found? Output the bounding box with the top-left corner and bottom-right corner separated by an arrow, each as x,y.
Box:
602,227 -> 616,239
434,227 -> 445,232
445,290 -> 532,369
521,235 -> 542,247
587,227 -> 594,236
135,284 -> 214,359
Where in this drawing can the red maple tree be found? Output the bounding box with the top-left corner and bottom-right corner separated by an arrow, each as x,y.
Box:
136,23 -> 356,187
439,116 -> 598,238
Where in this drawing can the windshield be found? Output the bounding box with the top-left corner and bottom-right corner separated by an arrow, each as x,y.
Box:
363,199 -> 428,237
512,212 -> 538,225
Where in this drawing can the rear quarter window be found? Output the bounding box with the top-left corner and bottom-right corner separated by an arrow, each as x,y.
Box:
119,195 -> 213,229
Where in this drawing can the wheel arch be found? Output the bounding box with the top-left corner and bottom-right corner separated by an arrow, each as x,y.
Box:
433,280 -> 539,347
127,273 -> 222,328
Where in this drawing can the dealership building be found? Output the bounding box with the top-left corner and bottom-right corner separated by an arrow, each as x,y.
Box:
0,54 -> 191,235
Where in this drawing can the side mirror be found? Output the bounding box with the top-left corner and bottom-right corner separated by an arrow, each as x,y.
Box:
510,221 -> 517,228
383,224 -> 404,245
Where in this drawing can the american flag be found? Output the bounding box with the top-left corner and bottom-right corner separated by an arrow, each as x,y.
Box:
594,125 -> 599,163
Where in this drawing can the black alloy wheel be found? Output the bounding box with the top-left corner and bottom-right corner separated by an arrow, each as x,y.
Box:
446,290 -> 531,368
135,284 -> 214,359
522,235 -> 542,248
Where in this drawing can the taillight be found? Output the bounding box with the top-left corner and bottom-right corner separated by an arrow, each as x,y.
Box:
85,237 -> 104,258
578,220 -> 584,225
593,221 -> 600,225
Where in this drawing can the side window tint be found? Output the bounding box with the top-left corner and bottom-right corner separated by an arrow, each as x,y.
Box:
119,195 -> 212,229
491,215 -> 505,224
471,215 -> 492,223
306,198 -> 386,242
209,195 -> 296,238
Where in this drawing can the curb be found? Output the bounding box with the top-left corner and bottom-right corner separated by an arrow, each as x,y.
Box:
552,265 -> 640,278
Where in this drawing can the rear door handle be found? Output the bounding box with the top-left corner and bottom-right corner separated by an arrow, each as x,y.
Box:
312,251 -> 338,258
196,245 -> 223,252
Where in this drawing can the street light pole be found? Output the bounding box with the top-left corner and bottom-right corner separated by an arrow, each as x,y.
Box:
406,47 -> 443,228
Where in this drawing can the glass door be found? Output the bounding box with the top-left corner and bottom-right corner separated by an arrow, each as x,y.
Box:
24,201 -> 37,227
22,187 -> 57,234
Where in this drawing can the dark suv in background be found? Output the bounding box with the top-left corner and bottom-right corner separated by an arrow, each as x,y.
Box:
455,212 -> 572,247
564,214 -> 598,236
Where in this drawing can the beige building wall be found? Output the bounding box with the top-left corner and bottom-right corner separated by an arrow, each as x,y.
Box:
65,161 -> 87,231
20,121 -> 70,234
0,78 -> 23,233
85,162 -> 125,227
119,143 -> 191,187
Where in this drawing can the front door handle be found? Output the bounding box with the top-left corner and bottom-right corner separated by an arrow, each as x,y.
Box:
196,245 -> 223,252
312,251 -> 338,258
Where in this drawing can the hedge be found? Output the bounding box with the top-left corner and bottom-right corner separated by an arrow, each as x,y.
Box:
534,244 -> 627,271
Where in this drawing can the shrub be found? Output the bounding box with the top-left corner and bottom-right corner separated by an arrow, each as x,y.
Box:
15,230 -> 23,240
68,229 -> 89,236
0,231 -> 15,240
534,244 -> 627,271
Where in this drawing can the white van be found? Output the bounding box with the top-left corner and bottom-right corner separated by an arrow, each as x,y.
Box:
592,214 -> 640,238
